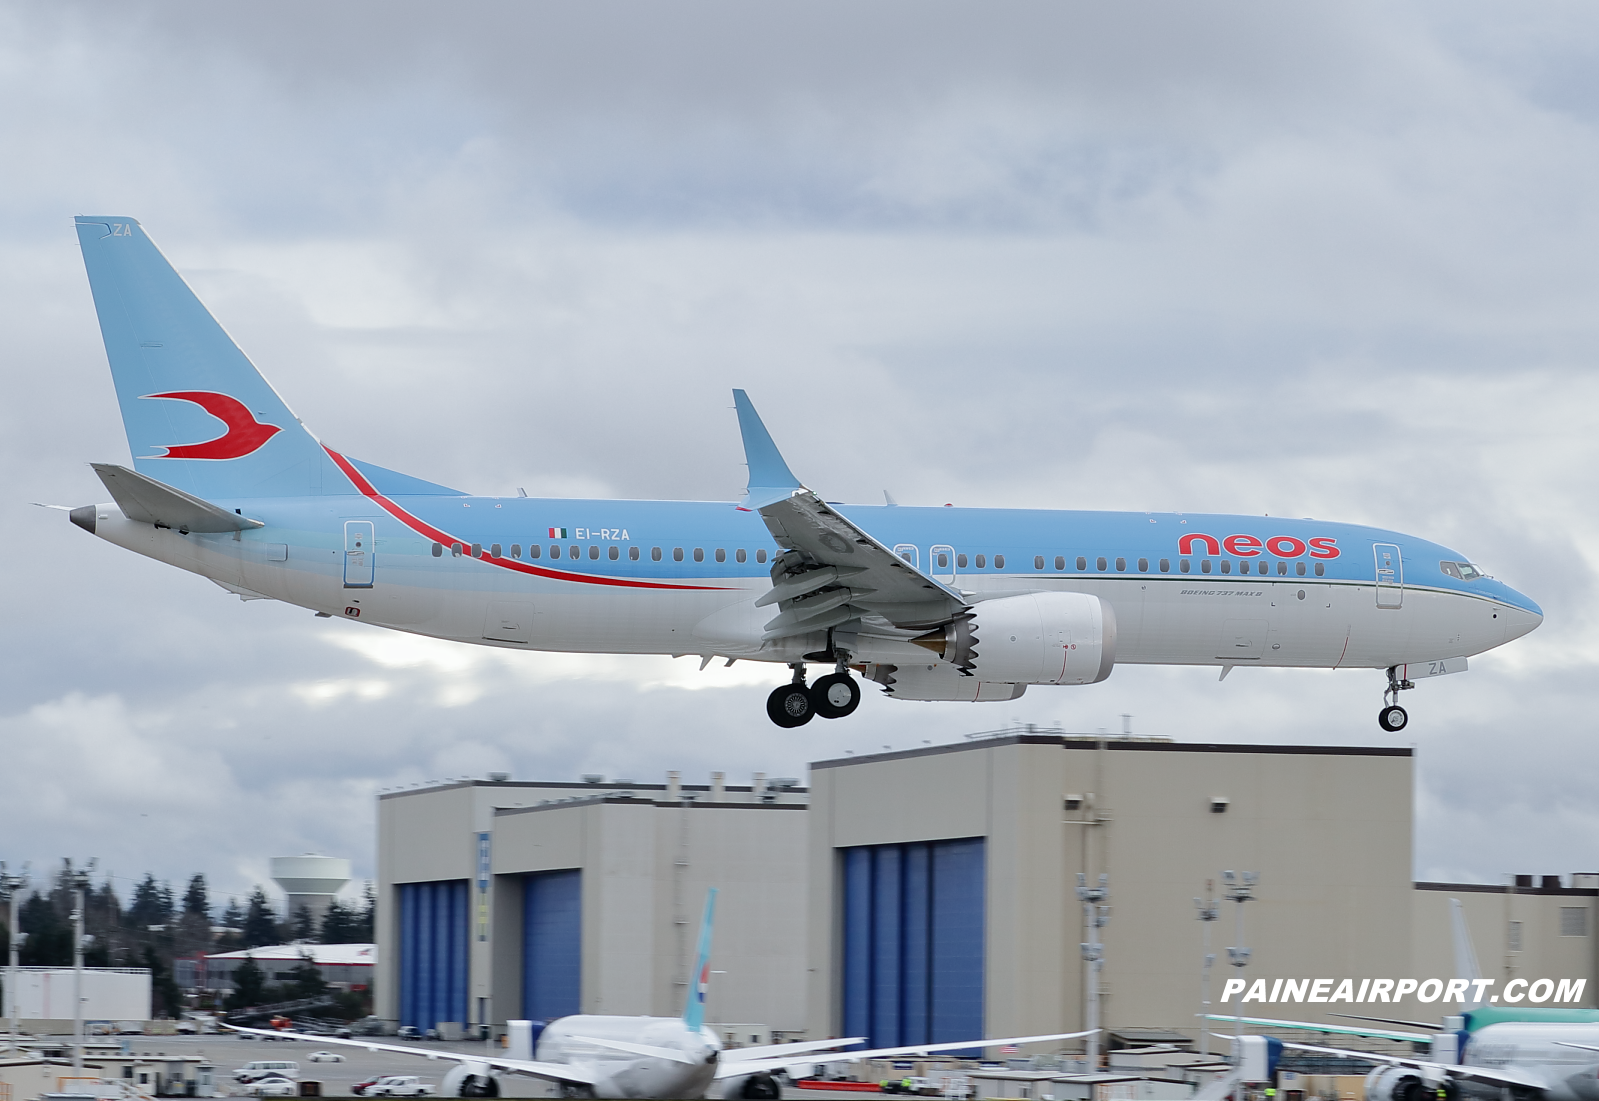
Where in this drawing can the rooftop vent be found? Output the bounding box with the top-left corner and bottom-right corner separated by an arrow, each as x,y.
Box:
1210,798 -> 1229,814
582,774 -> 604,784
487,772 -> 509,783
1064,793 -> 1083,811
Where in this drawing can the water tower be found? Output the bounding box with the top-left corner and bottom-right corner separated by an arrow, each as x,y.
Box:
270,855 -> 352,934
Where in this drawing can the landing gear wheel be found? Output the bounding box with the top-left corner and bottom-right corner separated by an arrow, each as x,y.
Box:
1378,704 -> 1409,732
811,672 -> 861,719
767,682 -> 816,727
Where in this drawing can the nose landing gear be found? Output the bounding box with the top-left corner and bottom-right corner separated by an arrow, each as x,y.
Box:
766,660 -> 863,727
1378,665 -> 1414,732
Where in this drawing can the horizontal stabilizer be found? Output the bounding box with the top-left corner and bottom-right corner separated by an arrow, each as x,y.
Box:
92,463 -> 264,532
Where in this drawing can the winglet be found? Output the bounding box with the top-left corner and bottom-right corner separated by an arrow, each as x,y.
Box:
683,887 -> 718,1032
1451,898 -> 1485,1009
732,390 -> 803,509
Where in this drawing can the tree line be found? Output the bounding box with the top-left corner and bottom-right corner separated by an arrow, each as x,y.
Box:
0,860 -> 374,1017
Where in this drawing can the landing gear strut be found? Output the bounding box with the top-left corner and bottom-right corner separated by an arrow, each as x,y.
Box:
1378,665 -> 1413,732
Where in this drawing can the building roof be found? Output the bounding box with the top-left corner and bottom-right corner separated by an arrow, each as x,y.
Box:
207,943 -> 375,965
811,732 -> 1412,770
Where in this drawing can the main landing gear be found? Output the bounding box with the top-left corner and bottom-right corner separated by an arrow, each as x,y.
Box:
1378,665 -> 1414,732
767,662 -> 862,727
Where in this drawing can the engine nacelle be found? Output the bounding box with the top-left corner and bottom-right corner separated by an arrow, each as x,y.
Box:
1364,1067 -> 1444,1101
441,1062 -> 500,1097
918,591 -> 1115,685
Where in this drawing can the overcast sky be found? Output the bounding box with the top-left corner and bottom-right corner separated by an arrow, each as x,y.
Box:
4,2 -> 1598,911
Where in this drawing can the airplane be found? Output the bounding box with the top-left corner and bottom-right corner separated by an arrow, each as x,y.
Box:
230,890 -> 1093,1099
1209,901 -> 1599,1101
58,217 -> 1543,729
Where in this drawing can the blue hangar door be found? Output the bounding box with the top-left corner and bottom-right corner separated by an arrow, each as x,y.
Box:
398,880 -> 470,1031
523,870 -> 582,1022
842,838 -> 985,1049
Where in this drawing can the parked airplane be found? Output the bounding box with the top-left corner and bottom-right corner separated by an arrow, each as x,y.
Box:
230,891 -> 1092,1098
1211,901 -> 1599,1101
62,217 -> 1542,728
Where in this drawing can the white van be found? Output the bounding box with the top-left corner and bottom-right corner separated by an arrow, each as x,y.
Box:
234,1061 -> 301,1083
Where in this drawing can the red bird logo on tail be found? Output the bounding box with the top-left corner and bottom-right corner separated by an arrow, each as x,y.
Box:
142,391 -> 282,459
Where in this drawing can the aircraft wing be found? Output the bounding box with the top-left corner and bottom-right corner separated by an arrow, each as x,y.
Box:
732,390 -> 966,638
223,1026 -> 596,1086
1276,1040 -> 1549,1092
1206,1014 -> 1436,1044
715,1030 -> 1096,1079
722,1037 -> 869,1062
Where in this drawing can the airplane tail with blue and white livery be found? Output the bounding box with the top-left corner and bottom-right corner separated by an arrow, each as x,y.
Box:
60,217 -> 1544,731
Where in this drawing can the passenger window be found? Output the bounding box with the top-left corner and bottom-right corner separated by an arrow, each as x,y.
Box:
1255,561 -> 1265,575
1315,562 -> 1325,576
756,549 -> 767,563
630,546 -> 640,561
1096,556 -> 1107,571
736,548 -> 746,563
1115,557 -> 1126,571
472,543 -> 483,558
1076,556 -> 1087,571
1201,560 -> 1211,574
1034,555 -> 1044,570
1159,559 -> 1170,573
431,542 -> 442,557
653,547 -> 663,561
1138,558 -> 1148,572
609,545 -> 619,561
511,544 -> 521,559
715,548 -> 726,563
1179,559 -> 1189,574
588,545 -> 599,560
490,544 -> 502,559
530,544 -> 541,559
673,548 -> 684,562
694,548 -> 704,563
1276,561 -> 1286,576
1220,560 -> 1231,574
567,545 -> 577,559
938,552 -> 950,568
958,554 -> 969,568
975,554 -> 987,568
1296,561 -> 1306,576
994,554 -> 1005,568
549,545 -> 560,559
1055,555 -> 1065,571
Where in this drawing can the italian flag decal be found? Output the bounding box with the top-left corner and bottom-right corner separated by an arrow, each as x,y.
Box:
548,527 -> 567,538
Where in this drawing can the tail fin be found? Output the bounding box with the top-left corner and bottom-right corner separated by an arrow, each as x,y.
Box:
1451,898 -> 1485,1010
683,888 -> 718,1032
74,217 -> 350,500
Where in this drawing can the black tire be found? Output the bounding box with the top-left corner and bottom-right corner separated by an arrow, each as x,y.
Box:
740,1074 -> 781,1099
1378,704 -> 1408,732
811,672 -> 861,719
767,683 -> 815,727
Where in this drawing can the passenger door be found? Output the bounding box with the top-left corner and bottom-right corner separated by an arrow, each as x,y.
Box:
343,521 -> 375,588
929,544 -> 956,586
1374,543 -> 1403,608
892,544 -> 919,569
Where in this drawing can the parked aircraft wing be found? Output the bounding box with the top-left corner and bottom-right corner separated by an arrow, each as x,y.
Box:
92,463 -> 264,532
223,1026 -> 597,1085
732,390 -> 966,637
1206,1014 -> 1435,1044
721,1037 -> 869,1063
716,1030 -> 1097,1078
1276,1040 -> 1548,1092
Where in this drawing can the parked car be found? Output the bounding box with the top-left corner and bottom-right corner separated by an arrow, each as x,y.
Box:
396,1026 -> 422,1040
249,1077 -> 298,1098
234,1061 -> 301,1083
364,1075 -> 435,1097
351,1076 -> 383,1096
306,1052 -> 346,1064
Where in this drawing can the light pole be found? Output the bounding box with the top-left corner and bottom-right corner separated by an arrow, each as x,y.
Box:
1076,873 -> 1109,1070
1,863 -> 29,1052
1222,870 -> 1257,1064
70,861 -> 95,1075
1194,883 -> 1219,1057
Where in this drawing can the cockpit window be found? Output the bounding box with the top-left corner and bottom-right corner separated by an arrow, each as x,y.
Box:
1441,561 -> 1485,581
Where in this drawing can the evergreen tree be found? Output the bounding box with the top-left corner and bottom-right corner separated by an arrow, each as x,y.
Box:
241,888 -> 278,948
225,954 -> 265,1011
291,905 -> 316,942
221,898 -> 245,929
129,874 -> 175,929
19,895 -> 69,965
319,899 -> 357,944
354,882 -> 375,942
288,951 -> 326,1000
183,875 -> 208,918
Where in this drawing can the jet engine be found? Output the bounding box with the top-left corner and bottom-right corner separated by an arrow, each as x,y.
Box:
441,1062 -> 500,1097
912,591 -> 1116,685
1363,1067 -> 1454,1101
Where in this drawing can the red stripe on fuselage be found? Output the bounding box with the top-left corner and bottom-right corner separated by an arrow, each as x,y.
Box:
323,447 -> 732,592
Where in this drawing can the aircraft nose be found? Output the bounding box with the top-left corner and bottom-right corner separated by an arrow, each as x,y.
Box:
1501,596 -> 1543,641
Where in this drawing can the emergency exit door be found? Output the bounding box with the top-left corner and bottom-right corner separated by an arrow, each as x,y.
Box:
1373,543 -> 1402,608
344,521 -> 375,588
